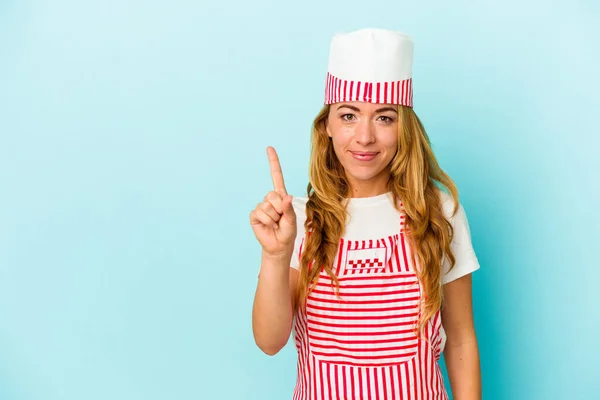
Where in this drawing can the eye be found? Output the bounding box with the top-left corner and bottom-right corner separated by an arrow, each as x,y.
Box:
378,115 -> 394,124
341,114 -> 356,121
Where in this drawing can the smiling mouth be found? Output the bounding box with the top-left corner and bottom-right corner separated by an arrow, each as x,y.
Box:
350,151 -> 379,161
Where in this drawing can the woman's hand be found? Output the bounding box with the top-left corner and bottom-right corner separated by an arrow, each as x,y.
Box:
250,147 -> 297,257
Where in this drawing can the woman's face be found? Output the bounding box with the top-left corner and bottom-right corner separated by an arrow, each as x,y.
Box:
326,101 -> 399,197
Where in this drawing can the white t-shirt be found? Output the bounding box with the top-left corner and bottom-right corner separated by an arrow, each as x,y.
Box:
289,189 -> 480,284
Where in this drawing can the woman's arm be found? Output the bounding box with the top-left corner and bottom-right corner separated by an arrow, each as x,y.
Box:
252,252 -> 299,355
250,146 -> 300,356
441,273 -> 481,400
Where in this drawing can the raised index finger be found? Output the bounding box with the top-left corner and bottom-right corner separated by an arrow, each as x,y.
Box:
266,146 -> 287,195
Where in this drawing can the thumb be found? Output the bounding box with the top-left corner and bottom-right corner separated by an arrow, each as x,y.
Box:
281,195 -> 296,225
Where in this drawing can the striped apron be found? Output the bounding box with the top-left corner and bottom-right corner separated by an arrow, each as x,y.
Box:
292,216 -> 448,400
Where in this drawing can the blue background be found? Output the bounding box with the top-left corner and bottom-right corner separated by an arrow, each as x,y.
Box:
1,0 -> 598,399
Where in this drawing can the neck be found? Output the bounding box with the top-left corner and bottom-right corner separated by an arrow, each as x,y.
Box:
346,174 -> 390,198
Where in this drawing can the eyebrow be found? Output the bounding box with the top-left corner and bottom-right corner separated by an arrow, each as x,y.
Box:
336,104 -> 398,114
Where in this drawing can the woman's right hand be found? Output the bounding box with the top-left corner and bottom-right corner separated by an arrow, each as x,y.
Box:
249,146 -> 297,256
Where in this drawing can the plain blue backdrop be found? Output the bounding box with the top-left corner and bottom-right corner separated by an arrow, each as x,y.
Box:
1,0 -> 598,399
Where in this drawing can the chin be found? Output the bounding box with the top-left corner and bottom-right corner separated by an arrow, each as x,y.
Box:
345,167 -> 386,182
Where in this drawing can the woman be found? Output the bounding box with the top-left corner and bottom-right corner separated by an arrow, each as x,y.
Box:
251,28 -> 482,400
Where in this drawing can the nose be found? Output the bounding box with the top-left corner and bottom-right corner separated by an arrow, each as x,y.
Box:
354,119 -> 376,146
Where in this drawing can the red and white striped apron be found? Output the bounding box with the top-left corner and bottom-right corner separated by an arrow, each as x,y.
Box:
292,216 -> 448,400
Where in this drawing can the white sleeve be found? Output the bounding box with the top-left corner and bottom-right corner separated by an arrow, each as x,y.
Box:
290,196 -> 308,270
440,194 -> 480,284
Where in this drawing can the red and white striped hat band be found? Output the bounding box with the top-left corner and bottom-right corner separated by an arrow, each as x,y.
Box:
324,72 -> 413,107
324,28 -> 415,107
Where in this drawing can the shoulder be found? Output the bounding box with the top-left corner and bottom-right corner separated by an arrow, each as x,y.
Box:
437,188 -> 462,221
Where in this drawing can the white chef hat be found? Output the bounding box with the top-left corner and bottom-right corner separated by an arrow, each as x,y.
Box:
324,28 -> 415,107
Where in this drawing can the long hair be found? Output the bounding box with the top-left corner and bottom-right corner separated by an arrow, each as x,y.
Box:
294,104 -> 459,335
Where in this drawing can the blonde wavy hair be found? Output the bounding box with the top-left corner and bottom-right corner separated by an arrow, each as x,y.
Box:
295,104 -> 459,336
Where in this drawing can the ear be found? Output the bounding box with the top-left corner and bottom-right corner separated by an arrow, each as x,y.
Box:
325,119 -> 332,138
